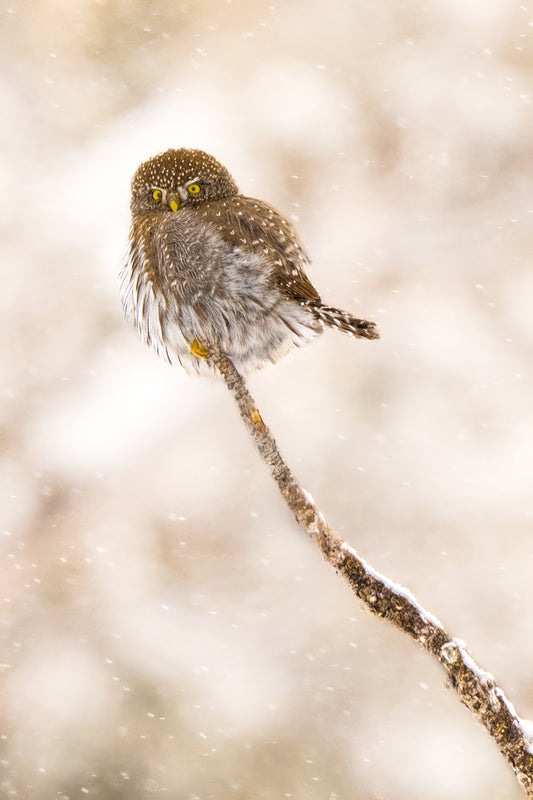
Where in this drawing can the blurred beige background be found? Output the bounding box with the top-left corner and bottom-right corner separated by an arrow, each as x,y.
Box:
2,1 -> 533,798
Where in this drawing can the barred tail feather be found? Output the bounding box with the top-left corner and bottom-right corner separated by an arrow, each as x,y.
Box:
313,304 -> 380,341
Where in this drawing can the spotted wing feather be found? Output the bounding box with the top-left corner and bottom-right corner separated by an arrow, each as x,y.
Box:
206,196 -> 322,304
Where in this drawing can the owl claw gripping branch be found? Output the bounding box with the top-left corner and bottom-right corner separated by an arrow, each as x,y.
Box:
121,148 -> 379,376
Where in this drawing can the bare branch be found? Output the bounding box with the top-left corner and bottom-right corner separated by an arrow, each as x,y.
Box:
207,346 -> 533,798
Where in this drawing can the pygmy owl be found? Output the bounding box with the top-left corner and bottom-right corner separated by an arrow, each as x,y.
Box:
121,148 -> 379,375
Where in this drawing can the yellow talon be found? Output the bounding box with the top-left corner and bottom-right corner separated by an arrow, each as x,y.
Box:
190,339 -> 208,358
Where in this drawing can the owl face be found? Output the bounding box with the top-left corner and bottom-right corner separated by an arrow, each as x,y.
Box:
130,148 -> 239,217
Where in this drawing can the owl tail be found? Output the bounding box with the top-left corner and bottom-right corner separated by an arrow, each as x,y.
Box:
313,304 -> 380,341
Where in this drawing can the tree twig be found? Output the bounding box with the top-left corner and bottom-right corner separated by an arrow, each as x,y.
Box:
207,346 -> 533,798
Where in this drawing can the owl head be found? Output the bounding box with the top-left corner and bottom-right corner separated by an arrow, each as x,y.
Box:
130,148 -> 239,216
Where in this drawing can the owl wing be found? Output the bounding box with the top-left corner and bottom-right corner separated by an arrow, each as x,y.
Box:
218,196 -> 322,305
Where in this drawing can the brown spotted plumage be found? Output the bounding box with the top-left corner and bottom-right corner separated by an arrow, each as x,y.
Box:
120,148 -> 379,375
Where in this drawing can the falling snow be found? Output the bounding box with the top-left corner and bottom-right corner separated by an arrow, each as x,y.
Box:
2,2 -> 533,799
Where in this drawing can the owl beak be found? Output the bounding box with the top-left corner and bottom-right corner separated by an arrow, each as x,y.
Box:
167,194 -> 180,212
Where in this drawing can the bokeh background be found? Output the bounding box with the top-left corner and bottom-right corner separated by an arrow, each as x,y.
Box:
2,1 -> 533,798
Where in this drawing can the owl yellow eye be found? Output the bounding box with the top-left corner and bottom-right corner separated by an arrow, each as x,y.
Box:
187,183 -> 201,195
152,189 -> 162,201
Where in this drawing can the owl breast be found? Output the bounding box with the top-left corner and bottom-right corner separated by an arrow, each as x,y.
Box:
120,202 -> 322,375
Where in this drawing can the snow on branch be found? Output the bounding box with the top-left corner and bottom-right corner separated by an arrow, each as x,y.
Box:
207,346 -> 533,798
